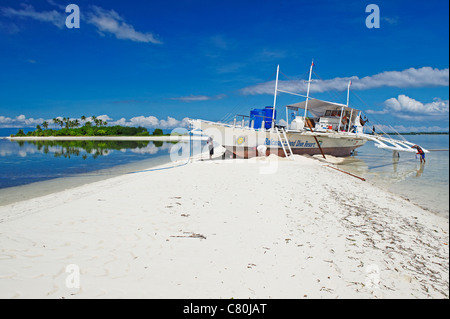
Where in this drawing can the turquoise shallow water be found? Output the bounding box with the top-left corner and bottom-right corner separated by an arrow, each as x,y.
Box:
337,134 -> 449,218
0,137 -> 203,206
0,139 -> 177,189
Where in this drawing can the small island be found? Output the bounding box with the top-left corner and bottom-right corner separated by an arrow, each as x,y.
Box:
11,116 -> 171,137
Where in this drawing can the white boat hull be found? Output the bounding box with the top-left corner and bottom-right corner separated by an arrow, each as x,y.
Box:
192,120 -> 367,158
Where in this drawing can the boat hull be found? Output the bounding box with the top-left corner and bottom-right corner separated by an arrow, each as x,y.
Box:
225,144 -> 361,158
192,120 -> 367,159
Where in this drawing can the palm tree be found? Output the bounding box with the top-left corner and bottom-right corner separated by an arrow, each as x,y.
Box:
91,116 -> 100,127
42,121 -> 49,130
53,118 -> 60,129
54,118 -> 64,129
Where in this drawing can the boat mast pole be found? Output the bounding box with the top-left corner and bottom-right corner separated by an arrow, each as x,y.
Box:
346,80 -> 351,107
339,80 -> 351,131
304,60 -> 314,120
347,80 -> 353,132
286,106 -> 288,129
271,64 -> 280,130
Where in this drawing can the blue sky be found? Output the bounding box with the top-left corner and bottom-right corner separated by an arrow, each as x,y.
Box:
0,0 -> 448,132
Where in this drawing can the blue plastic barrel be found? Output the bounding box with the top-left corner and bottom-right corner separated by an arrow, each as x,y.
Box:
250,109 -> 265,129
263,107 -> 276,129
250,107 -> 276,129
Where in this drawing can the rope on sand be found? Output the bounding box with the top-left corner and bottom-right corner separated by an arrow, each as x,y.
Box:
324,165 -> 366,181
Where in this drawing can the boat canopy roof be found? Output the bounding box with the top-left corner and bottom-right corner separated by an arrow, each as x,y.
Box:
286,98 -> 360,118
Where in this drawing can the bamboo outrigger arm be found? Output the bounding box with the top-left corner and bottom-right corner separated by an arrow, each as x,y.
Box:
360,134 -> 430,153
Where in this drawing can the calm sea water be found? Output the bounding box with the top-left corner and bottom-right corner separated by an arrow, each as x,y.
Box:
0,139 -> 182,189
338,134 -> 449,218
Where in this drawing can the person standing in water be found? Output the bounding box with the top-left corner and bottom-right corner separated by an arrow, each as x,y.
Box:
412,145 -> 426,164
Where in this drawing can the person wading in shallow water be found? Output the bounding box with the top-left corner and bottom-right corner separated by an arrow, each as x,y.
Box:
207,136 -> 214,160
412,145 -> 426,164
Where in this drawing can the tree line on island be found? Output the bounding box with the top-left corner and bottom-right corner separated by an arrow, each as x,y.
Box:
12,116 -> 170,137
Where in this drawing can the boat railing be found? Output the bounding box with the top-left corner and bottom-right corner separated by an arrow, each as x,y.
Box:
233,113 -> 276,130
196,114 -> 276,131
233,114 -> 250,128
194,118 -> 269,131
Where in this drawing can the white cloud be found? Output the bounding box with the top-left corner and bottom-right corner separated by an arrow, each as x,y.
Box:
384,95 -> 448,114
108,115 -> 190,129
160,116 -> 183,128
0,115 -> 45,128
46,0 -> 66,11
367,95 -> 449,122
374,124 -> 449,133
169,94 -> 226,102
87,6 -> 161,44
97,115 -> 113,122
240,67 -> 450,95
123,115 -> 159,127
1,3 -> 65,28
0,114 -> 190,129
1,3 -> 161,44
356,67 -> 449,89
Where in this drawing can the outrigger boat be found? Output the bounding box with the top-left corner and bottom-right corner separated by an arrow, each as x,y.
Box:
191,62 -> 429,159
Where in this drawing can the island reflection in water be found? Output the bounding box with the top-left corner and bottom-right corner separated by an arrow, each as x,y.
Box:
12,140 -> 174,159
0,139 -> 181,190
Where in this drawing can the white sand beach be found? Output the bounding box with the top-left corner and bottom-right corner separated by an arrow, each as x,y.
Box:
0,154 -> 448,299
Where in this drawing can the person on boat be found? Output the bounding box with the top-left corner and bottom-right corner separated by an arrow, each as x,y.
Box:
412,145 -> 426,163
359,115 -> 368,126
207,136 -> 214,160
342,115 -> 348,131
